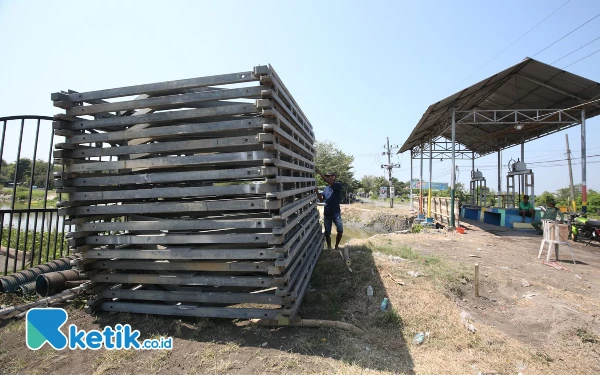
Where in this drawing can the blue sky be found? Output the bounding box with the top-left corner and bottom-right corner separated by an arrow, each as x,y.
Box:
0,0 -> 598,194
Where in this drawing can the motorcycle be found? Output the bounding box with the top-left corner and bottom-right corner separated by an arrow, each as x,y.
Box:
569,212 -> 600,244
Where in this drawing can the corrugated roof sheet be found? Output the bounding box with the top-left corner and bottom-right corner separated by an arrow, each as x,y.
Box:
400,58 -> 600,156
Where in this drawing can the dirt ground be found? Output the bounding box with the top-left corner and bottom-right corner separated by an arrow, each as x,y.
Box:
0,202 -> 599,374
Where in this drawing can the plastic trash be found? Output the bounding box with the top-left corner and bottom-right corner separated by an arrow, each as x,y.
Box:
367,285 -> 373,299
380,298 -> 388,311
412,332 -> 429,345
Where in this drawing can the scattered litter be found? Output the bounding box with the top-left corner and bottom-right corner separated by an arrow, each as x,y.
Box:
320,338 -> 327,343
412,332 -> 429,345
387,274 -> 404,285
396,230 -> 410,234
466,323 -> 477,333
498,266 -> 510,270
386,255 -> 404,263
407,271 -> 422,278
468,254 -> 481,258
522,293 -> 537,299
371,268 -> 375,276
365,345 -> 371,352
477,248 -> 482,251
380,298 -> 389,311
484,274 -> 489,277
460,278 -> 467,285
543,261 -> 571,272
491,298 -> 497,302
460,311 -> 472,323
521,279 -> 531,287
575,274 -> 582,279
261,342 -> 267,347
366,285 -> 373,299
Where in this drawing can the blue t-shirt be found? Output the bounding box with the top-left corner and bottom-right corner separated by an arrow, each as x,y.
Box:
323,182 -> 342,217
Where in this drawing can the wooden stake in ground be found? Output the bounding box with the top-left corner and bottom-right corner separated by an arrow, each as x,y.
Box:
474,263 -> 480,297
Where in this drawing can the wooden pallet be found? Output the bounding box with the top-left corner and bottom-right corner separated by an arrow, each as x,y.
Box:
53,65 -> 323,323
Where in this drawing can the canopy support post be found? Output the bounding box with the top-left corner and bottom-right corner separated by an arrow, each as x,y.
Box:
450,107 -> 456,227
428,136 -> 433,218
582,109 -> 587,213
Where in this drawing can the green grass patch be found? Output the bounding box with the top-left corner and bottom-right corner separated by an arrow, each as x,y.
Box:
374,308 -> 403,328
411,224 -> 423,233
576,328 -> 599,344
371,243 -> 467,298
1,227 -> 69,268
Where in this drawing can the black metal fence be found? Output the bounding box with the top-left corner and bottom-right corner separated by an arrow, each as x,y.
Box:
0,116 -> 70,275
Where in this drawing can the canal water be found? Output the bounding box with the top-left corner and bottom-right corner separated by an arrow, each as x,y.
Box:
0,201 -> 67,231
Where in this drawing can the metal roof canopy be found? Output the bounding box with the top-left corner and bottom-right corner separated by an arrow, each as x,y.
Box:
401,57 -> 600,159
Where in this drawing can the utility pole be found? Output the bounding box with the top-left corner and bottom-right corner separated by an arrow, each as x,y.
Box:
381,137 -> 400,208
566,134 -> 576,212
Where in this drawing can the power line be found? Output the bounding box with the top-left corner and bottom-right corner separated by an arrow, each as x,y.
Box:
449,0 -> 572,92
563,46 -> 600,68
551,35 -> 600,64
532,12 -> 600,57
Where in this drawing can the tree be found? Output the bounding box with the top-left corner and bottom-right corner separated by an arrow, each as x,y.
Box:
359,175 -> 377,196
587,189 -> 600,213
536,191 -> 556,205
390,177 -> 406,198
314,141 -> 357,196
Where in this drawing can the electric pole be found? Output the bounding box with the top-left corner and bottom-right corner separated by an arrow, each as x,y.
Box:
381,137 -> 400,208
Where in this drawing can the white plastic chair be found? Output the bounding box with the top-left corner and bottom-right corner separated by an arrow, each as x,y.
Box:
538,219 -> 576,264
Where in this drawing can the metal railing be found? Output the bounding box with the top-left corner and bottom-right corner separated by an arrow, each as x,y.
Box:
0,116 -> 70,275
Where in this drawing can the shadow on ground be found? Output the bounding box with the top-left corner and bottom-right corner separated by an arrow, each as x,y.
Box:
90,245 -> 415,374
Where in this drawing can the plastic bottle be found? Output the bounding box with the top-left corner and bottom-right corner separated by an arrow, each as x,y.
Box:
366,285 -> 373,299
412,332 -> 430,345
380,297 -> 388,311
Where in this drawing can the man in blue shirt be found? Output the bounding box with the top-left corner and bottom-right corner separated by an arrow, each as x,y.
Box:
316,167 -> 343,250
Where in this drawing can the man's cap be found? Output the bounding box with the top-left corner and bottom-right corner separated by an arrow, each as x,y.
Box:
325,171 -> 337,176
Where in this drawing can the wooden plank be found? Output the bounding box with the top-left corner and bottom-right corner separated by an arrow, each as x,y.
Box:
100,289 -> 282,305
77,233 -> 275,246
55,134 -> 272,159
60,199 -> 282,216
56,166 -> 277,188
62,150 -> 276,173
82,247 -> 279,260
97,302 -> 280,319
66,183 -> 278,203
59,103 -> 259,131
52,70 -> 259,102
278,195 -> 317,220
61,118 -> 270,145
77,217 -> 282,232
92,260 -> 272,273
67,85 -> 268,116
267,185 -> 316,201
91,273 -> 278,288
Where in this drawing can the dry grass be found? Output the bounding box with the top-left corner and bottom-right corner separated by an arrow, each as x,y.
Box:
311,235 -> 599,375
0,220 -> 598,374
93,348 -> 138,375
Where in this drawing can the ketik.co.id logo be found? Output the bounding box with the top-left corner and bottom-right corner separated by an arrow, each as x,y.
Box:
26,308 -> 172,350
